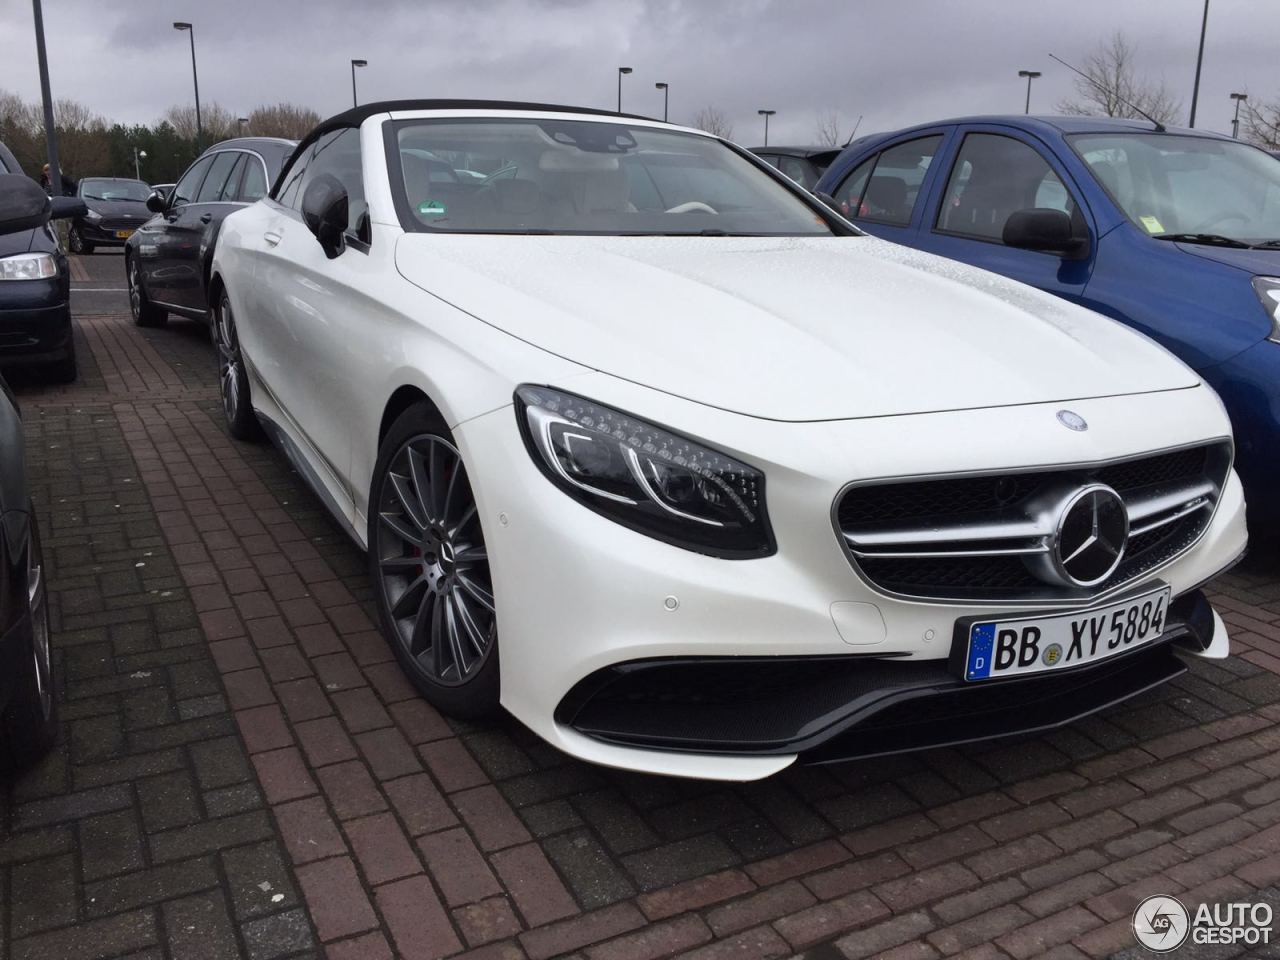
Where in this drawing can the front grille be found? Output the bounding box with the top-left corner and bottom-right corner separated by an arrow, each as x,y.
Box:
836,441 -> 1232,602
98,216 -> 146,231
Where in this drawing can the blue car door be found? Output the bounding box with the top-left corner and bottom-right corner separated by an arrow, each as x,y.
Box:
824,129 -> 951,244
913,124 -> 1095,302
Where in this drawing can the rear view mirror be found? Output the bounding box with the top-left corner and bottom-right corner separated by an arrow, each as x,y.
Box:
301,174 -> 348,259
49,196 -> 87,220
146,192 -> 166,213
1002,208 -> 1088,260
0,174 -> 51,235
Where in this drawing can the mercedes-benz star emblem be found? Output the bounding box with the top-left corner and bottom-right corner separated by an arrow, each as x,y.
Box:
1052,484 -> 1129,587
1057,410 -> 1088,431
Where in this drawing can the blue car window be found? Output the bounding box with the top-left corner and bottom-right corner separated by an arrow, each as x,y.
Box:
840,136 -> 942,226
833,156 -> 874,218
937,133 -> 1075,241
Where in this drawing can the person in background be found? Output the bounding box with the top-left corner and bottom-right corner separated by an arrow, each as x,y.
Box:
39,163 -> 76,197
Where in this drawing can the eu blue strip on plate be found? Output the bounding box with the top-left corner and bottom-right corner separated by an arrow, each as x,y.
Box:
967,622 -> 995,680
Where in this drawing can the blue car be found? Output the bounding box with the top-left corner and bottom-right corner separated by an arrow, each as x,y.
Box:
815,116 -> 1280,537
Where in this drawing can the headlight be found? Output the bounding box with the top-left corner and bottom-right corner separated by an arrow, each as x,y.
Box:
0,253 -> 58,281
515,385 -> 774,558
85,209 -> 102,221
1255,277 -> 1280,342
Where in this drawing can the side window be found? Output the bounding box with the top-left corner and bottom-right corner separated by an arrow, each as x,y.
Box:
859,136 -> 943,226
937,133 -> 1076,241
239,156 -> 269,202
777,156 -> 813,188
171,156 -> 213,207
300,128 -> 365,234
217,154 -> 247,202
275,145 -> 314,209
196,152 -> 239,203
833,156 -> 874,218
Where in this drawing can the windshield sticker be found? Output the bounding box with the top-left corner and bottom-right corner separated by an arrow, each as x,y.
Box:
417,200 -> 447,216
1139,215 -> 1165,234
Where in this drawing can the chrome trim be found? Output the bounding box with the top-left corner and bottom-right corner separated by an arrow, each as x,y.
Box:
1129,497 -> 1211,536
830,437 -> 1234,607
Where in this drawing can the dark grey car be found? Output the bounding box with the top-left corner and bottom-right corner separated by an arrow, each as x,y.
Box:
125,137 -> 295,326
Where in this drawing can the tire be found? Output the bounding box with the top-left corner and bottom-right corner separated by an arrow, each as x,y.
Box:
127,255 -> 167,327
213,289 -> 262,441
45,336 -> 77,384
369,406 -> 499,719
0,513 -> 58,772
68,226 -> 92,255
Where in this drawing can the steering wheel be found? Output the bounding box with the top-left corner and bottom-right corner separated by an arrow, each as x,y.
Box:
665,201 -> 719,215
1193,211 -> 1248,233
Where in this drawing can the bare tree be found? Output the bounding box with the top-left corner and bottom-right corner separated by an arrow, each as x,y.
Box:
1056,32 -> 1181,125
163,102 -> 238,143
813,108 -> 842,147
691,106 -> 733,139
245,103 -> 321,139
1241,96 -> 1280,149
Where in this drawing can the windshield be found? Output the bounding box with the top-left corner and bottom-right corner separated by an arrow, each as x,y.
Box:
80,179 -> 151,202
392,118 -> 833,236
1070,133 -> 1280,244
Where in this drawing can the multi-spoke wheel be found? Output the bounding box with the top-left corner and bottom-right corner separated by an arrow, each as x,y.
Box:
1,513 -> 58,771
214,290 -> 260,440
370,408 -> 499,717
127,255 -> 166,327
68,225 -> 91,255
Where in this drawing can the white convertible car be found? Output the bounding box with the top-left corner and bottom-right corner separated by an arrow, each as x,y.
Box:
209,101 -> 1246,780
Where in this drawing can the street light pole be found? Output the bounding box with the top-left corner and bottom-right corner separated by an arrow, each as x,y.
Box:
173,22 -> 202,151
31,0 -> 63,194
616,67 -> 632,114
1189,0 -> 1209,128
133,147 -> 146,179
758,109 -> 776,146
1018,70 -> 1042,115
655,82 -> 669,122
1230,92 -> 1247,139
237,117 -> 249,135
351,59 -> 367,108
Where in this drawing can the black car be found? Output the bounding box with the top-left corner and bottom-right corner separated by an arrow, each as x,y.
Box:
0,330 -> 57,771
0,146 -> 85,382
68,177 -> 153,254
125,138 -> 295,327
749,145 -> 840,190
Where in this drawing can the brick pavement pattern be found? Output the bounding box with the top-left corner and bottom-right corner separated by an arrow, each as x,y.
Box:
4,259 -> 1280,959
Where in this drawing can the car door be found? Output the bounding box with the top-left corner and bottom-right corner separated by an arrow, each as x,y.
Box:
250,128 -> 369,524
167,150 -> 244,313
915,126 -> 1095,301
827,133 -> 948,244
141,154 -> 211,303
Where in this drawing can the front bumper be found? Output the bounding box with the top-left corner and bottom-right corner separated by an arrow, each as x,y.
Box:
78,219 -> 145,246
456,379 -> 1247,780
0,278 -> 72,364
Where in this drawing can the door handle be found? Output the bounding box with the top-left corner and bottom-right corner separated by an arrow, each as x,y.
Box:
199,213 -> 213,224
264,231 -> 282,246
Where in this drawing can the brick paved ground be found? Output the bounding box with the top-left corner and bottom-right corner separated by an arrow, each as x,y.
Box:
4,251 -> 1280,959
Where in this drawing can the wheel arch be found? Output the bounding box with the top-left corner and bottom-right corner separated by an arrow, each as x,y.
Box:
379,386 -> 446,446
207,270 -> 225,311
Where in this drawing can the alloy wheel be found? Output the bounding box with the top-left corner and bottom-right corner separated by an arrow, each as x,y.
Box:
375,435 -> 495,686
215,296 -> 242,423
128,258 -> 142,320
27,548 -> 52,720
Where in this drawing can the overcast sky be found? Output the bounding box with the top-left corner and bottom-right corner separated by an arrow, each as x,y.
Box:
2,0 -> 1276,144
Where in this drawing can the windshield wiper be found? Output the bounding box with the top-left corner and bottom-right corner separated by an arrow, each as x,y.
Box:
1250,239 -> 1280,249
1152,232 -> 1252,248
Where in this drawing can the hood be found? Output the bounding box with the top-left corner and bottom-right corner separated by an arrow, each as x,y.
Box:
395,234 -> 1200,422
1173,241 -> 1280,277
84,197 -> 149,219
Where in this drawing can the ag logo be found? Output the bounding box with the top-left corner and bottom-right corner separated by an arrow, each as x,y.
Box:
1132,895 -> 1190,952
1041,643 -> 1063,667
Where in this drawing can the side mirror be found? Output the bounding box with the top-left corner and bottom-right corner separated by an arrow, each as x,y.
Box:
49,196 -> 88,220
146,191 -> 166,213
0,174 -> 51,235
1002,208 -> 1088,259
301,174 -> 348,258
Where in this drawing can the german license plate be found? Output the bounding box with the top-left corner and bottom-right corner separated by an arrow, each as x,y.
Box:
962,585 -> 1171,682
115,229 -> 133,239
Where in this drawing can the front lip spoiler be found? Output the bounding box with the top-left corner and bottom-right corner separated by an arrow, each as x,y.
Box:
558,591 -> 1211,764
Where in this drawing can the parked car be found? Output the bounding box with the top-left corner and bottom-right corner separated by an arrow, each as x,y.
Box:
749,145 -> 840,190
67,177 -> 152,254
211,100 -> 1244,780
0,323 -> 58,771
817,116 -> 1280,538
125,137 -> 295,327
0,145 -> 85,382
